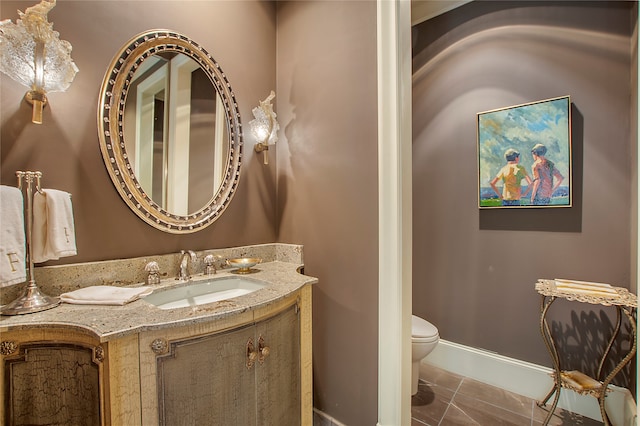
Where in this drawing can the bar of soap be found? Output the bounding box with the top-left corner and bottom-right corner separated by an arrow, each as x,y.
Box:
560,370 -> 602,391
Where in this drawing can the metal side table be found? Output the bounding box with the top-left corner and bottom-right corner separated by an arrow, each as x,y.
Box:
535,279 -> 637,426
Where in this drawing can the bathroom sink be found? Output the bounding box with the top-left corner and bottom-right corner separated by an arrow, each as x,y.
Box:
142,277 -> 266,310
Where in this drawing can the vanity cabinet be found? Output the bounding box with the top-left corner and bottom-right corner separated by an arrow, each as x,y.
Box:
136,285 -> 313,426
1,265 -> 314,426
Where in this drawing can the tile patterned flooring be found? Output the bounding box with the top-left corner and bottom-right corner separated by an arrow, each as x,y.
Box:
411,364 -> 604,426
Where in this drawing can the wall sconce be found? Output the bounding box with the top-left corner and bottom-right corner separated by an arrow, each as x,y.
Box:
0,0 -> 78,124
250,91 -> 279,165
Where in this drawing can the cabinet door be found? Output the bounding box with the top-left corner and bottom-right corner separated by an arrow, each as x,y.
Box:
157,324 -> 256,426
255,305 -> 301,426
4,343 -> 101,426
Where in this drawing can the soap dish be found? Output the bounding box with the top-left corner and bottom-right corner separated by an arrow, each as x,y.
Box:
226,257 -> 262,274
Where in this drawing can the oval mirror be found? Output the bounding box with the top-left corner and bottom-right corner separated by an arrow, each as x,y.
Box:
97,30 -> 242,233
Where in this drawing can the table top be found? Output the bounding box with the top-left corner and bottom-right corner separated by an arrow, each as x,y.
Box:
535,279 -> 637,308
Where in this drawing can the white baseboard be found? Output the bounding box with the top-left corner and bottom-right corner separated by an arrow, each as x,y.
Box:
314,408 -> 347,426
423,339 -> 637,426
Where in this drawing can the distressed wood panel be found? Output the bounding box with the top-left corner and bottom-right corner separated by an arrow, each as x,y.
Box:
138,308 -> 255,424
256,305 -> 300,426
106,333 -> 141,425
299,285 -> 313,426
5,345 -> 100,426
157,324 -> 256,426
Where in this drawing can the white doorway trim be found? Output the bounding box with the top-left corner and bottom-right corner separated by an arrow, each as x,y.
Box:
377,1 -> 412,425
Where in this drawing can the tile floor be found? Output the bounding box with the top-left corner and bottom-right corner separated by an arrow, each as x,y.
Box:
412,364 -> 604,426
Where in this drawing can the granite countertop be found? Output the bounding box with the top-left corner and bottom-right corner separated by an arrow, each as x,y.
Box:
0,260 -> 317,342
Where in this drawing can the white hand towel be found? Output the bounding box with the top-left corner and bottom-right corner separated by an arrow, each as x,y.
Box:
32,189 -> 77,263
60,286 -> 153,305
0,186 -> 26,287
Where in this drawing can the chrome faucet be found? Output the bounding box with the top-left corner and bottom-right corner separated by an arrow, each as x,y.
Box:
177,250 -> 197,281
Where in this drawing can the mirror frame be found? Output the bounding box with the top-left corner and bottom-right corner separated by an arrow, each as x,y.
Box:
97,29 -> 242,233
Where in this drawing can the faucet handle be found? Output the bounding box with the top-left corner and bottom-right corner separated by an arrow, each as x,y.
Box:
144,261 -> 161,285
204,254 -> 223,275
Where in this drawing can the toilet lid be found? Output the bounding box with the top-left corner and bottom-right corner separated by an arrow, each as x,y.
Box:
412,315 -> 438,338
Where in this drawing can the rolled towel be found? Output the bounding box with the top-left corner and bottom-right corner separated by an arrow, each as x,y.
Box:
554,278 -> 617,295
0,186 -> 26,287
32,189 -> 77,263
60,286 -> 153,305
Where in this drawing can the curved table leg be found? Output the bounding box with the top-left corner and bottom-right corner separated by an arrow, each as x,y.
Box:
598,306 -> 637,426
537,295 -> 561,426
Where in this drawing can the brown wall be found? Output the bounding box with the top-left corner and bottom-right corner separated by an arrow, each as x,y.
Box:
276,2 -> 379,424
1,1 -> 380,424
412,0 -> 635,376
0,0 -> 278,263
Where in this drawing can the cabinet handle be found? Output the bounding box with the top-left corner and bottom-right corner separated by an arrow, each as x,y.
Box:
247,338 -> 258,369
258,336 -> 270,364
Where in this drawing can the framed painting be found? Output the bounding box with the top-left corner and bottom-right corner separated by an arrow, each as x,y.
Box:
477,96 -> 572,209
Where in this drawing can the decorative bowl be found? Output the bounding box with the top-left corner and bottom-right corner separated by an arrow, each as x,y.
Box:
226,257 -> 262,274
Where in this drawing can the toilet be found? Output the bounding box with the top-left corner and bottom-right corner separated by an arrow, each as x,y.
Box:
411,315 -> 439,395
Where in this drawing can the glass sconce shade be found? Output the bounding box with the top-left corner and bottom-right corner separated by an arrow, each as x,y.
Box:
250,91 -> 279,164
0,0 -> 78,123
